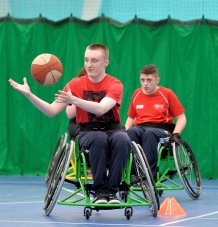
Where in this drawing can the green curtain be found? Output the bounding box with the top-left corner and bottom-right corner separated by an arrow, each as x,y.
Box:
0,17 -> 218,178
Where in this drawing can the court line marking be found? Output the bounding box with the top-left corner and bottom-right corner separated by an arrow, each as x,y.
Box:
1,180 -> 218,226
0,187 -> 83,205
0,181 -> 44,185
0,196 -> 217,226
62,186 -> 85,197
0,201 -> 43,205
0,187 -> 77,205
0,220 -> 161,226
159,211 -> 218,226
1,199 -> 217,226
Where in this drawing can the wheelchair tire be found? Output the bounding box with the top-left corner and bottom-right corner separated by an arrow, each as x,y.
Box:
137,144 -> 160,210
45,133 -> 68,184
173,140 -> 202,200
43,140 -> 74,216
131,141 -> 159,217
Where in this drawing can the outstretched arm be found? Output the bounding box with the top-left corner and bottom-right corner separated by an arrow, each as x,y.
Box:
8,77 -> 67,117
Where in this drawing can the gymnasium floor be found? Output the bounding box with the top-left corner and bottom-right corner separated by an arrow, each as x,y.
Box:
0,176 -> 217,227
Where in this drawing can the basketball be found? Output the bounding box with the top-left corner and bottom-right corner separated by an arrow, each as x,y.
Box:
30,54 -> 63,86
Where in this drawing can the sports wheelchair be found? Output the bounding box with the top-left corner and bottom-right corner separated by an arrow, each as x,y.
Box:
154,137 -> 202,200
43,133 -> 160,220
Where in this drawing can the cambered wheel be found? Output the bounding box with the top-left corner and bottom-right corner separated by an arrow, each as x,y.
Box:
43,141 -> 74,215
173,140 -> 202,199
45,133 -> 68,184
137,144 -> 160,210
131,141 -> 159,217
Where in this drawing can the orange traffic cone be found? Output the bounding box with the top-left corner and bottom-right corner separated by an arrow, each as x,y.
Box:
158,197 -> 187,216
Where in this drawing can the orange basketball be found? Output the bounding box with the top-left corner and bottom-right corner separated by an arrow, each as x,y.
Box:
30,54 -> 63,86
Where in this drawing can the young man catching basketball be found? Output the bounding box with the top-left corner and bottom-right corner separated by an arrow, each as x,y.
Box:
9,43 -> 131,204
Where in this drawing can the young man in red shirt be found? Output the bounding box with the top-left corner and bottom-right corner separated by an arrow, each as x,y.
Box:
9,43 -> 131,204
125,64 -> 186,180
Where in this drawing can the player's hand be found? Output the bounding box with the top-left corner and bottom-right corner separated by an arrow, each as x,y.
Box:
55,84 -> 74,104
170,133 -> 182,146
8,77 -> 31,96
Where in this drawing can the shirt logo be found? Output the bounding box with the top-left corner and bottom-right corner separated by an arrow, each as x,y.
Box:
136,105 -> 144,109
84,90 -> 114,122
154,104 -> 164,109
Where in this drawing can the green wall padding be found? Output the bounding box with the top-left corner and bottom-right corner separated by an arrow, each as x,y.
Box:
0,17 -> 217,178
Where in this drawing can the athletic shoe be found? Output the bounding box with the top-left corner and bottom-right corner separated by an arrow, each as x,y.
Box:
93,191 -> 108,204
108,193 -> 121,204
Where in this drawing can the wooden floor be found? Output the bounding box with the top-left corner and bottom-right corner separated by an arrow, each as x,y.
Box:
0,176 -> 217,227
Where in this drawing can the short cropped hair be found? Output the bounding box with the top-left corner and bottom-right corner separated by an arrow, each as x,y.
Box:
86,43 -> 109,60
140,64 -> 159,77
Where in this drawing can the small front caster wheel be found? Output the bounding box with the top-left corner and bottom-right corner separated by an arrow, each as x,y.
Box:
84,207 -> 92,220
125,207 -> 133,220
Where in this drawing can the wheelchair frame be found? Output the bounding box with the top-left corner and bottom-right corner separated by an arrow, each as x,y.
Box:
44,134 -> 159,220
44,133 -> 202,220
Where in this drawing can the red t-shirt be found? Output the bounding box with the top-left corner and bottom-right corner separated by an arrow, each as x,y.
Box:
127,86 -> 185,125
64,74 -> 123,124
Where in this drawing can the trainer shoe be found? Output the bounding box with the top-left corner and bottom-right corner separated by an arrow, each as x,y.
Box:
93,191 -> 108,204
108,193 -> 121,204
